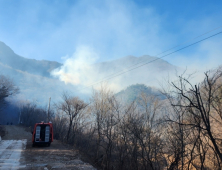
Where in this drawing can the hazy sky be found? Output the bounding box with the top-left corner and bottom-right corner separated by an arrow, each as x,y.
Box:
0,0 -> 222,71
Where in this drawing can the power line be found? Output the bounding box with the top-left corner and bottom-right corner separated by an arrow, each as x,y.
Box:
79,25 -> 222,89
77,30 -> 222,91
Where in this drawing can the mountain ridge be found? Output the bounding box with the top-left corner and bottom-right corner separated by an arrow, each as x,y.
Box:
0,41 -> 180,105
0,41 -> 62,78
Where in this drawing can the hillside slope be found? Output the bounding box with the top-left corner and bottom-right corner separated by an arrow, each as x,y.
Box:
82,55 -> 180,91
0,41 -> 61,77
0,41 -> 180,105
116,84 -> 165,104
0,61 -> 74,105
0,41 -> 79,105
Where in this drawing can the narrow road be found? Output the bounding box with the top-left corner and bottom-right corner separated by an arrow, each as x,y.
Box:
0,125 -> 96,170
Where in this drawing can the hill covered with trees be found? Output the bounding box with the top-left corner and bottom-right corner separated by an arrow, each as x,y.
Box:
116,84 -> 165,104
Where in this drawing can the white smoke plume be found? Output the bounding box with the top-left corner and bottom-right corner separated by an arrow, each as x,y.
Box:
50,46 -> 124,93
51,46 -> 99,86
51,46 -> 183,94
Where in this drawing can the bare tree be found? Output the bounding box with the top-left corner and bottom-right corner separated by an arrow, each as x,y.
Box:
90,85 -> 114,163
56,92 -> 87,142
20,102 -> 48,128
52,113 -> 68,141
0,75 -> 19,110
163,67 -> 222,169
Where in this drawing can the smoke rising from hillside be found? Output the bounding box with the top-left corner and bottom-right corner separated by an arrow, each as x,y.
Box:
51,46 -> 99,85
51,46 -> 185,93
51,46 -> 124,93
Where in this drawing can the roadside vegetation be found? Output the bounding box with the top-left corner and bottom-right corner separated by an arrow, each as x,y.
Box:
50,66 -> 222,170
0,125 -> 5,137
1,66 -> 222,170
0,75 -> 18,137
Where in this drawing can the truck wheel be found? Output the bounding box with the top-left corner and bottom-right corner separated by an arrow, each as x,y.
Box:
32,143 -> 35,147
47,142 -> 51,147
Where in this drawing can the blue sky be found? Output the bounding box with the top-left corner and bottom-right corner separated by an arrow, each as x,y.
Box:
0,0 -> 222,70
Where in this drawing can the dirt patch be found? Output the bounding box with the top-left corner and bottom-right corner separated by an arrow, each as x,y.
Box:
19,140 -> 96,170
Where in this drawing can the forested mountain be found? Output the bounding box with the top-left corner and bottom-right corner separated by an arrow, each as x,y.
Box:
116,84 -> 165,104
0,41 -> 178,105
0,41 -> 76,106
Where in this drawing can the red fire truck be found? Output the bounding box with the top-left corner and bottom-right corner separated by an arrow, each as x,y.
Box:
32,121 -> 53,147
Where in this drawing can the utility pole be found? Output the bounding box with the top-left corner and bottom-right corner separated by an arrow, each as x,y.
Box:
18,109 -> 21,124
47,97 -> 51,122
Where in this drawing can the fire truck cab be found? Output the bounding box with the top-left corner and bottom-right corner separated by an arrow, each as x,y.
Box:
32,121 -> 53,147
